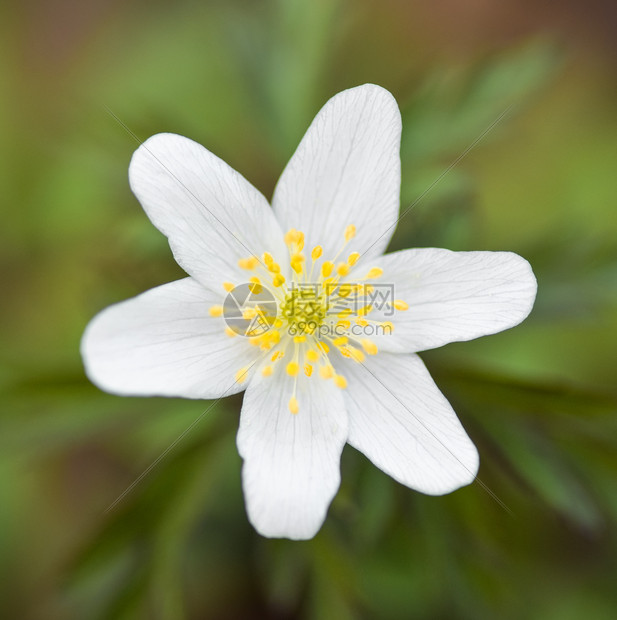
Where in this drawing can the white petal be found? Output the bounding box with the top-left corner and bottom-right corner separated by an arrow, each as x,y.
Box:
81,278 -> 259,399
237,359 -> 348,540
129,133 -> 289,287
365,248 -> 537,353
342,352 -> 478,495
272,84 -> 401,261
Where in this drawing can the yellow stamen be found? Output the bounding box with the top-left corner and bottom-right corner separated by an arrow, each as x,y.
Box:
289,397 -> 299,415
223,282 -> 234,292
393,300 -> 409,311
334,374 -> 347,389
235,367 -> 249,383
366,267 -> 383,279
347,252 -> 360,266
338,284 -> 353,297
317,342 -> 330,353
361,339 -> 378,355
242,307 -> 257,320
344,225 -> 356,241
337,309 -> 352,319
306,349 -> 320,363
337,320 -> 351,330
238,256 -> 258,270
293,335 -> 306,343
321,261 -> 334,277
261,365 -> 273,377
333,336 -> 348,347
290,253 -> 304,274
311,246 -> 323,260
355,318 -> 369,327
347,347 -> 365,363
304,364 -> 313,377
272,350 -> 285,362
319,365 -> 334,379
337,262 -> 350,277
272,274 -> 286,287
263,252 -> 274,267
381,321 -> 394,333
284,229 -> 297,245
286,362 -> 300,376
209,305 -> 224,317
248,277 -> 262,294
357,304 -> 373,317
268,262 -> 281,273
224,326 -> 236,338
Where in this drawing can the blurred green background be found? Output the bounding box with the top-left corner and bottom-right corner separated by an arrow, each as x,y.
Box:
2,0 -> 617,618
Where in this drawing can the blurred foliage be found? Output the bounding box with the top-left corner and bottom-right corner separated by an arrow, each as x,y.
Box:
1,0 -> 617,618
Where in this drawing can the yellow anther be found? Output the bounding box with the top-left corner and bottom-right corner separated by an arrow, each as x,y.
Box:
296,231 -> 305,251
224,326 -> 236,338
289,397 -> 299,415
268,330 -> 281,345
344,225 -> 356,242
290,253 -> 305,274
357,304 -> 373,317
293,335 -> 306,343
355,318 -> 369,327
209,305 -> 224,317
317,342 -> 330,353
347,252 -> 360,266
337,308 -> 352,319
223,282 -> 235,292
242,307 -> 257,320
286,362 -> 300,376
306,349 -> 320,363
361,339 -> 378,355
304,364 -> 313,377
235,367 -> 249,383
268,262 -> 281,273
347,347 -> 365,363
337,262 -> 350,277
333,336 -> 348,347
263,251 -> 274,266
339,347 -> 351,358
365,284 -> 374,294
338,284 -> 353,298
319,365 -> 334,379
262,365 -> 274,377
272,274 -> 286,287
366,267 -> 383,279
238,256 -> 258,270
249,277 -> 262,294
393,300 -> 409,311
284,229 -> 297,245
334,374 -> 348,389
311,246 -> 323,260
321,261 -> 334,277
381,321 -> 394,333
323,279 -> 337,294
274,318 -> 283,328
271,350 -> 285,362
337,320 -> 351,330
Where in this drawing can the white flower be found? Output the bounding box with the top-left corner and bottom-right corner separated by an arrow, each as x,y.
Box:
82,84 -> 537,540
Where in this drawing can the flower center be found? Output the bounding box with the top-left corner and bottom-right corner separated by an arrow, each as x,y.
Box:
210,225 -> 408,415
